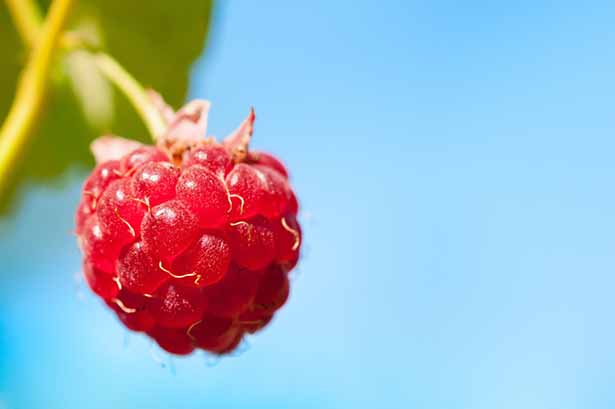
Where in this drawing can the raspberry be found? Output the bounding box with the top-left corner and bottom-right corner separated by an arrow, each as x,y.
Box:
75,103 -> 302,356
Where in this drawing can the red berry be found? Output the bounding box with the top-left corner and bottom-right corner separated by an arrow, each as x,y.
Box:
254,165 -> 291,218
75,201 -> 93,236
131,162 -> 179,207
202,265 -> 261,317
273,214 -> 302,264
147,283 -> 205,328
140,200 -> 201,260
249,151 -> 289,178
239,311 -> 273,334
184,145 -> 233,177
171,233 -> 231,288
225,164 -> 268,219
148,326 -> 195,355
97,179 -> 145,242
120,146 -> 168,173
76,109 -> 302,356
212,328 -> 244,355
83,261 -> 119,301
253,264 -> 290,313
82,160 -> 121,207
287,190 -> 299,215
176,165 -> 229,227
239,265 -> 289,333
117,242 -> 168,294
80,216 -> 127,274
229,217 -> 276,270
107,290 -> 156,332
188,315 -> 235,350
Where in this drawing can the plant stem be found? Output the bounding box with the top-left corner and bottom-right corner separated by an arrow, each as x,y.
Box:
91,52 -> 167,139
6,0 -> 167,139
0,0 -> 74,198
4,0 -> 42,48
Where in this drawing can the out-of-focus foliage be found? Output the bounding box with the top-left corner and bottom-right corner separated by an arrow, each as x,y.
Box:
0,0 -> 213,214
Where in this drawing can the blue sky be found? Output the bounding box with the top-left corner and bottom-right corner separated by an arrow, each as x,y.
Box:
3,1 -> 615,408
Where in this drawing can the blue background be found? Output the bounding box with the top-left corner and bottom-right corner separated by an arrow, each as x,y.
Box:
3,1 -> 615,407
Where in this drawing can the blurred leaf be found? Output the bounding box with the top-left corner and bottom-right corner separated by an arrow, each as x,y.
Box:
0,0 -> 213,214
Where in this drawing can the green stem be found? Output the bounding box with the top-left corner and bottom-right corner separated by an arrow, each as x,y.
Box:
91,52 -> 167,139
0,0 -> 74,198
4,0 -> 42,48
1,0 -> 168,202
6,0 -> 167,139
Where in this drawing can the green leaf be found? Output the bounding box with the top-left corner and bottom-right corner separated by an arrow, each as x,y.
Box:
0,0 -> 213,214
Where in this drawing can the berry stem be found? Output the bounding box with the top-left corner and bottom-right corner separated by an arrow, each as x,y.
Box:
0,0 -> 74,199
91,52 -> 167,140
5,0 -> 168,139
4,0 -> 42,48
1,0 -> 168,201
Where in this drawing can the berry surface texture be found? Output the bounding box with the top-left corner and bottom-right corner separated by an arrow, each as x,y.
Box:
76,105 -> 301,356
